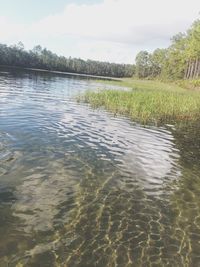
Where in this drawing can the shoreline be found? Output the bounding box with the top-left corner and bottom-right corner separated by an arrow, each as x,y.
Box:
0,65 -> 122,81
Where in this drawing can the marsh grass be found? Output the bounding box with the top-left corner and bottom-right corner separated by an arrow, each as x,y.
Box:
79,80 -> 200,124
94,78 -> 185,92
176,79 -> 200,90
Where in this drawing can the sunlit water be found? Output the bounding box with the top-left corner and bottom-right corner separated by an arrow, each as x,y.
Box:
0,68 -> 200,267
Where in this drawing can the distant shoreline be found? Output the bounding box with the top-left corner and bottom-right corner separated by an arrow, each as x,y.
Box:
0,65 -> 122,81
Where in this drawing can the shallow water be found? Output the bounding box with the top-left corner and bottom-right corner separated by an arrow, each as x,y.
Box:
0,68 -> 200,267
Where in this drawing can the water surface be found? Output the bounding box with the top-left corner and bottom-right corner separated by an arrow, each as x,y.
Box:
0,68 -> 200,267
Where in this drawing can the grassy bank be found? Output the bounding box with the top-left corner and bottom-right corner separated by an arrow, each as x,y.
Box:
95,77 -> 200,91
176,79 -> 200,90
94,78 -> 186,92
80,79 -> 200,124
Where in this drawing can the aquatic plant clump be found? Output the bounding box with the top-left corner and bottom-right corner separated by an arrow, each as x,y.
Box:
81,87 -> 200,123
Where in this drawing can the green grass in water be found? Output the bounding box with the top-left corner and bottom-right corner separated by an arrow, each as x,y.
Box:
79,80 -> 200,124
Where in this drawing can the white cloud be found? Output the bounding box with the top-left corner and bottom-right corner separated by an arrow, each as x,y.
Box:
30,0 -> 199,43
0,16 -> 26,40
0,0 -> 199,63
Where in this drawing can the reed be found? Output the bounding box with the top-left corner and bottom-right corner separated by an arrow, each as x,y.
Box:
79,79 -> 200,124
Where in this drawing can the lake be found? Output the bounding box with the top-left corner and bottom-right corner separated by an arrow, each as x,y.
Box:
0,67 -> 200,267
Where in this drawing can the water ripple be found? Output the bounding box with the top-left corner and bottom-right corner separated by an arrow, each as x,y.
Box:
0,68 -> 199,267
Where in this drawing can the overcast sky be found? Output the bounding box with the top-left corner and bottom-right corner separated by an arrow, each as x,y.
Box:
0,0 -> 199,63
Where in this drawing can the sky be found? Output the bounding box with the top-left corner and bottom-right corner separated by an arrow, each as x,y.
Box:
0,0 -> 199,64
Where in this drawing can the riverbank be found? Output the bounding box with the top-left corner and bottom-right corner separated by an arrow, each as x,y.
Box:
80,78 -> 200,124
94,77 -> 200,91
0,65 -> 122,81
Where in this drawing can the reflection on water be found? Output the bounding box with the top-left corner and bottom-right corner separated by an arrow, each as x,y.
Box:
0,68 -> 200,267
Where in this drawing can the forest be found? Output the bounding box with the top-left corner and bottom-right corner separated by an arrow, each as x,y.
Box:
0,43 -> 134,78
135,19 -> 200,80
0,19 -> 199,80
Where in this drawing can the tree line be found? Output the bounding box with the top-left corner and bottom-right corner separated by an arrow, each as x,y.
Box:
135,19 -> 200,80
0,18 -> 199,80
0,43 -> 135,78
